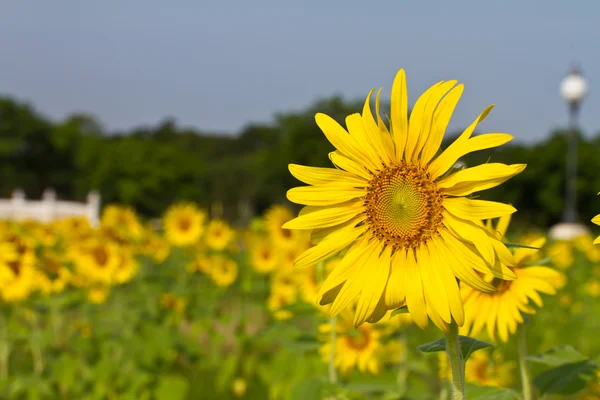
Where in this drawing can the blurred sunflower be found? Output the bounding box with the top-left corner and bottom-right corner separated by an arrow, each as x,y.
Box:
207,255 -> 238,287
248,237 -> 278,274
163,203 -> 206,247
284,68 -> 524,329
0,251 -> 37,303
101,204 -> 144,241
36,251 -> 71,295
113,249 -> 138,285
267,289 -> 296,321
72,239 -> 121,285
318,308 -> 385,375
87,285 -> 110,304
547,240 -> 574,269
264,205 -> 303,250
205,219 -> 236,251
461,215 -> 565,342
55,217 -> 92,240
464,350 -> 515,387
0,233 -> 38,302
160,292 -> 187,314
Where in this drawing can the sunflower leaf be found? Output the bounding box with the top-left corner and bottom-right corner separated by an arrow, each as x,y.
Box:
464,384 -> 521,400
527,345 -> 589,366
390,306 -> 409,317
533,359 -> 598,395
504,242 -> 542,250
417,336 -> 493,361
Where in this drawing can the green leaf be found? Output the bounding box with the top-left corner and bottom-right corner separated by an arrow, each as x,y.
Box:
533,360 -> 598,395
154,375 -> 189,400
291,377 -> 323,400
418,336 -> 493,361
504,242 -> 541,250
527,345 -> 588,366
464,384 -> 521,400
390,306 -> 409,317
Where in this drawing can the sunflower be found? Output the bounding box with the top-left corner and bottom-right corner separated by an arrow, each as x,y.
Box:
264,205 -> 305,250
318,308 -> 385,375
71,239 -> 122,285
284,68 -> 524,330
248,237 -> 278,274
163,203 -> 206,247
461,216 -> 565,342
207,255 -> 238,287
205,219 -> 236,251
101,204 -> 144,241
0,251 -> 38,303
36,251 -> 72,295
464,350 -> 515,387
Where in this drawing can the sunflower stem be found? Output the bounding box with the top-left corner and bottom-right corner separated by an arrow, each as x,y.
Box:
518,324 -> 534,400
396,331 -> 408,396
444,320 -> 465,400
328,316 -> 338,385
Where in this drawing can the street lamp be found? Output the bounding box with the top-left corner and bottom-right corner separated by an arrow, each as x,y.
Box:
549,66 -> 589,240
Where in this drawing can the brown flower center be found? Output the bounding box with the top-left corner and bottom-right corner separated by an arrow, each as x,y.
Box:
364,161 -> 444,251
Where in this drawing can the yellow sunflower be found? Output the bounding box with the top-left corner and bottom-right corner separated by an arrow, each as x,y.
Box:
593,209 -> 600,244
283,68 -> 524,330
101,204 -> 144,241
163,203 -> 206,247
71,239 -> 122,285
205,219 -> 236,251
207,255 -> 238,287
36,251 -> 72,295
0,251 -> 38,303
264,205 -> 305,250
318,308 -> 385,375
465,350 -> 515,387
248,237 -> 279,274
461,216 -> 565,342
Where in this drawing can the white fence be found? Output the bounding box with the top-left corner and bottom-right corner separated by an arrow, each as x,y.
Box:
0,189 -> 101,227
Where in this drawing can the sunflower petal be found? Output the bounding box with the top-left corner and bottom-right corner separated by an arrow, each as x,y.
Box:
421,84 -> 464,164
444,198 -> 516,221
385,251 -> 407,309
390,69 -> 408,159
405,248 -> 428,329
429,133 -> 513,179
289,164 -> 368,186
282,201 -> 363,230
294,223 -> 367,268
438,163 -> 526,196
329,151 -> 371,180
354,245 -> 391,326
316,113 -> 379,172
287,185 -> 364,206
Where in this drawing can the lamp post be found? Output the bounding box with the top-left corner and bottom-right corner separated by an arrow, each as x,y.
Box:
559,66 -> 588,223
550,66 -> 589,240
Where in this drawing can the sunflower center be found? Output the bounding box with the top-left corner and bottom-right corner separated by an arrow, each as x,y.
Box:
178,217 -> 192,232
491,277 -> 513,293
364,161 -> 444,250
92,247 -> 109,267
345,327 -> 371,350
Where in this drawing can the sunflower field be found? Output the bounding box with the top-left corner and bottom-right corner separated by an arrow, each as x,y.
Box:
0,199 -> 597,400
2,69 -> 600,400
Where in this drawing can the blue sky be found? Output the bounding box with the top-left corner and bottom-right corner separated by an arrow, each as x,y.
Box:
0,1 -> 598,143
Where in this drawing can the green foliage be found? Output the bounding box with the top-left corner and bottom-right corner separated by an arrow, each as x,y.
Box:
418,336 -> 494,361
533,359 -> 598,395
3,95 -> 598,227
527,345 -> 588,366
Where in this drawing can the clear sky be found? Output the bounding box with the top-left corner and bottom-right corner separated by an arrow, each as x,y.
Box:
0,1 -> 598,143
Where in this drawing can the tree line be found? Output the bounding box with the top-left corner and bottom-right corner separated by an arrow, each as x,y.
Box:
1,95 -> 599,230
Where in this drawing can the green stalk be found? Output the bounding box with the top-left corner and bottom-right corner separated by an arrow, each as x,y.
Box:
396,332 -> 408,396
328,316 -> 338,385
518,324 -> 534,400
444,321 -> 465,400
